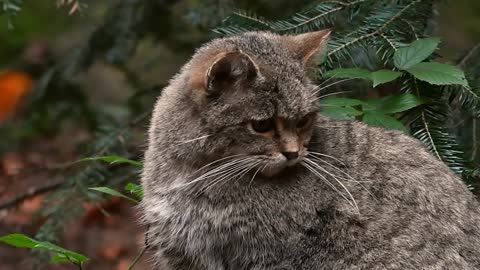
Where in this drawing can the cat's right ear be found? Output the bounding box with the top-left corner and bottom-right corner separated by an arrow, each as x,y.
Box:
283,29 -> 331,67
201,51 -> 259,94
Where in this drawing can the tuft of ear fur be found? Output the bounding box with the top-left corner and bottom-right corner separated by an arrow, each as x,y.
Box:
204,51 -> 259,94
283,29 -> 331,67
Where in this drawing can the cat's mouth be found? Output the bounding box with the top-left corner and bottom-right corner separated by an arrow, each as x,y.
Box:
259,151 -> 305,177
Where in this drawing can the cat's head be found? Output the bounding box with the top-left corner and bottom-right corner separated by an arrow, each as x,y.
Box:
155,30 -> 330,178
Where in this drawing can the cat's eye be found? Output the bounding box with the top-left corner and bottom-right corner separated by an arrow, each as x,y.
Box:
251,118 -> 275,133
297,115 -> 313,129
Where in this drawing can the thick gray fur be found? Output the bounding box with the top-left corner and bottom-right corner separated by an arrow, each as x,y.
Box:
141,31 -> 480,269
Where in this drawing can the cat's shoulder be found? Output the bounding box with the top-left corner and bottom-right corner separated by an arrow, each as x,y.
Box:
316,115 -> 425,150
315,115 -> 451,171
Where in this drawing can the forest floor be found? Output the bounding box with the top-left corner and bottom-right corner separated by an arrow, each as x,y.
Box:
0,129 -> 149,270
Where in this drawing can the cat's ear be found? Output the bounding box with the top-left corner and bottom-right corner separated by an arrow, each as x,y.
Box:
284,29 -> 331,67
204,51 -> 259,94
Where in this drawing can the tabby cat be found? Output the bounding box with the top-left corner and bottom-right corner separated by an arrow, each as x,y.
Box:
141,30 -> 480,269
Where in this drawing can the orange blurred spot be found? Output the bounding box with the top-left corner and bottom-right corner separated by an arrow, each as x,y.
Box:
0,71 -> 34,121
100,245 -> 127,261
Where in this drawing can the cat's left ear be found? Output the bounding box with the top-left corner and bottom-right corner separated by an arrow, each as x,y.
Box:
284,29 -> 331,67
204,51 -> 260,94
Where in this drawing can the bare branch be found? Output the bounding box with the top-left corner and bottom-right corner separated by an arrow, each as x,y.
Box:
0,180 -> 64,210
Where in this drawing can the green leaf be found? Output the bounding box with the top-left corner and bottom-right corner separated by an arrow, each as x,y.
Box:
89,187 -> 139,204
394,37 -> 441,70
406,62 -> 468,86
50,253 -> 72,264
34,242 -> 88,264
125,183 -> 144,199
0,234 -> 89,265
79,156 -> 143,167
324,68 -> 372,80
364,94 -> 423,114
320,97 -> 365,107
0,234 -> 37,248
321,106 -> 363,120
371,70 -> 402,87
362,112 -> 407,132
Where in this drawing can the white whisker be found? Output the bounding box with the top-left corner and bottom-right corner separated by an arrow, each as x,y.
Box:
304,158 -> 359,213
308,154 -> 377,203
192,160 -> 252,194
313,90 -> 353,101
172,157 -> 248,190
189,154 -> 246,178
302,160 -> 354,208
311,78 -> 355,96
200,159 -> 260,194
307,152 -> 373,184
307,151 -> 347,167
175,134 -> 211,145
249,163 -> 267,186
317,76 -> 336,88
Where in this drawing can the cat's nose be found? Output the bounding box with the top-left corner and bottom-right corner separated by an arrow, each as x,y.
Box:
281,151 -> 299,160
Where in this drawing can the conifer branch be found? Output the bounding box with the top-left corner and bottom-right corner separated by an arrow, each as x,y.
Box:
413,79 -> 442,161
328,0 -> 426,62
379,33 -> 398,51
273,0 -> 367,33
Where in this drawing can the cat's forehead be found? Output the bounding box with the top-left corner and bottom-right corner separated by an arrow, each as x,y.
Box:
272,78 -> 314,119
231,33 -> 314,117
229,32 -> 305,73
191,32 -> 319,119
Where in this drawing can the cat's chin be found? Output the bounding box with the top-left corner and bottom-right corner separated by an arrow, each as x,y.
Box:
258,154 -> 303,177
260,165 -> 286,177
260,162 -> 299,177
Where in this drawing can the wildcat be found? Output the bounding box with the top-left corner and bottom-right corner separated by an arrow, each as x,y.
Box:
141,30 -> 480,269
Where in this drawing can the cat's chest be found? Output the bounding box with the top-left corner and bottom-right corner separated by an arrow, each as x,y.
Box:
160,177 -> 338,243
150,169 -> 364,269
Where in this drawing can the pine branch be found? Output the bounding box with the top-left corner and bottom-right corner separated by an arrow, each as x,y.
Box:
213,11 -> 272,35
451,85 -> 480,117
271,0 -> 368,33
327,0 -> 428,66
214,0 -> 370,36
408,79 -> 467,175
378,32 -> 399,51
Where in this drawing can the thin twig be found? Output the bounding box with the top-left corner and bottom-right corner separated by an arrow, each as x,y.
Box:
128,227 -> 150,270
0,180 -> 64,210
458,43 -> 480,68
0,110 -> 149,210
473,117 -> 478,161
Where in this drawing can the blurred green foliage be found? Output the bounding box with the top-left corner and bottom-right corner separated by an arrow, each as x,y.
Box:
0,1 -> 72,64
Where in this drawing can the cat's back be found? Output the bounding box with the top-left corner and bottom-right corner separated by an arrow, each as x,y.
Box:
309,116 -> 480,269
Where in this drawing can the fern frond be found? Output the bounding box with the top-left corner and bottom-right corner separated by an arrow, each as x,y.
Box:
411,121 -> 466,174
271,0 -> 368,34
326,0 -> 429,67
213,11 -> 272,36
405,79 -> 468,175
449,85 -> 480,117
374,32 -> 406,65
213,0 -> 372,36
